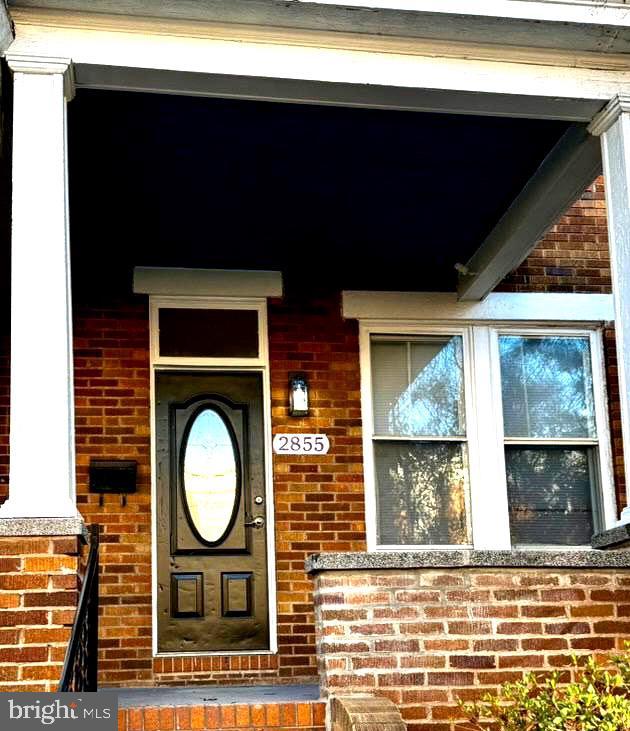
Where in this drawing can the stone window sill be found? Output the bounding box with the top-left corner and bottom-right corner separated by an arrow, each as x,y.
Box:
305,548 -> 630,574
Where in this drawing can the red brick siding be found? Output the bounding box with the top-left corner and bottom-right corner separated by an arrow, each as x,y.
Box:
269,295 -> 366,680
312,567 -> 630,731
73,299 -> 153,687
0,536 -> 80,692
498,178 -> 610,295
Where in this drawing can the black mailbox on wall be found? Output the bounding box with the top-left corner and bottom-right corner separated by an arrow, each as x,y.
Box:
89,460 -> 137,499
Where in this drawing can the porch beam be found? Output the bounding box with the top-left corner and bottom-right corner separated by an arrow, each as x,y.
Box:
74,66 -> 603,123
0,54 -> 80,520
457,124 -> 602,301
7,9 -> 630,112
590,94 -> 630,524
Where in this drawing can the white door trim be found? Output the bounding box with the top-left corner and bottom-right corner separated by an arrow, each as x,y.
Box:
149,295 -> 277,657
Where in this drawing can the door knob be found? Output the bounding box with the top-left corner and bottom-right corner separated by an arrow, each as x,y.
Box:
244,516 -> 265,529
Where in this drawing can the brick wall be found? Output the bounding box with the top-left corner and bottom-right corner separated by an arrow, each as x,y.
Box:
498,178 -> 610,294
311,565 -> 630,731
63,293 -> 363,687
269,294 -> 365,679
0,536 -> 80,691
72,298 -> 153,686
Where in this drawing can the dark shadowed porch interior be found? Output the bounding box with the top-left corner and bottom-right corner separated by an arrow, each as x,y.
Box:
67,90 -> 570,296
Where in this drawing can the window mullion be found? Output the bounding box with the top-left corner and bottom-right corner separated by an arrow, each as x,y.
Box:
467,326 -> 512,550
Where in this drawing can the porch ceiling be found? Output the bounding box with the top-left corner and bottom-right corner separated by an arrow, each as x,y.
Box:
68,89 -> 573,297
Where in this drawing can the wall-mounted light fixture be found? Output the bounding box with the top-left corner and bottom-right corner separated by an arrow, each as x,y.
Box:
289,373 -> 309,417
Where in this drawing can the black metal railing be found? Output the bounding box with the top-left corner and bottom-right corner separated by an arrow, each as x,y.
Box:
58,524 -> 100,692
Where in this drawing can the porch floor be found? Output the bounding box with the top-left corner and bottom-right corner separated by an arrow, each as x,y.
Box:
103,683 -> 321,708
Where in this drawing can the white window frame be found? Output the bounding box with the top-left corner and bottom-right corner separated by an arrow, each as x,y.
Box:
148,295 -> 277,656
359,316 -> 617,552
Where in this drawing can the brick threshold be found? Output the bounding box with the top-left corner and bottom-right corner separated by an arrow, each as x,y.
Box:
110,683 -> 326,731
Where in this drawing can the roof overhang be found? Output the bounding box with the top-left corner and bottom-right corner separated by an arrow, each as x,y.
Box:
8,0 -> 630,55
5,0 -> 628,300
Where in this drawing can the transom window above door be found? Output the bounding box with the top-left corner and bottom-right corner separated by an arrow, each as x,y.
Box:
361,320 -> 615,551
149,297 -> 269,367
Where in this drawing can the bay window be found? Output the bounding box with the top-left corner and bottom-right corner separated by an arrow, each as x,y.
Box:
361,322 -> 615,550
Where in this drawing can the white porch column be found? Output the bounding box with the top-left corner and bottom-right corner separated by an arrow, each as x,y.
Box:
0,55 -> 79,520
590,95 -> 630,524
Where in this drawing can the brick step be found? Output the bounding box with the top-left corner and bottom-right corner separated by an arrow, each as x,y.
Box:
111,684 -> 326,731
117,700 -> 326,731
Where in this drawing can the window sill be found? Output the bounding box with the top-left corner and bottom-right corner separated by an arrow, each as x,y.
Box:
592,523 -> 630,550
305,547 -> 630,574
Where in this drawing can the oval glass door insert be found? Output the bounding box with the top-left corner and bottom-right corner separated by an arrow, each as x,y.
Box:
182,408 -> 239,544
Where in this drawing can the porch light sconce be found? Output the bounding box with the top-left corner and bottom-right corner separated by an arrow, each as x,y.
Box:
289,373 -> 309,417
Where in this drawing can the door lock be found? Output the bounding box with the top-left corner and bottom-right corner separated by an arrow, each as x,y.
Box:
244,515 -> 265,529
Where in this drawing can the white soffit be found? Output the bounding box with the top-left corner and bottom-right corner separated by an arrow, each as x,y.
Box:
342,291 -> 615,322
133,267 -> 283,298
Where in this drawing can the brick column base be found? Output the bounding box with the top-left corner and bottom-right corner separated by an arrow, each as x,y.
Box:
0,535 -> 80,691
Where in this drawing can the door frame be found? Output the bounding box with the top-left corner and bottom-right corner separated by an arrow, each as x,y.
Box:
148,295 -> 277,657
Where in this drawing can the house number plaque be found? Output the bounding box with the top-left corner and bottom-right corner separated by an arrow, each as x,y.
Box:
273,434 -> 330,455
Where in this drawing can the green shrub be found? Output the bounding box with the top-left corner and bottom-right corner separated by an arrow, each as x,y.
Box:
459,649 -> 630,731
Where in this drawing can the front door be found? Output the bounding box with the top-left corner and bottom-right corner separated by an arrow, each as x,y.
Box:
156,371 -> 269,653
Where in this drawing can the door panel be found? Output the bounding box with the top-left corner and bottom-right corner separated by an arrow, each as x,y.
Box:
156,371 -> 269,653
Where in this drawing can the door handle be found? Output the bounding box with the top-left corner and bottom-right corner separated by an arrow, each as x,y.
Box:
244,515 -> 265,529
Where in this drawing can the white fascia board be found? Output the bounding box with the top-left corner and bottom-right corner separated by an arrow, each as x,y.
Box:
342,291 -> 615,323
133,267 -> 283,298
8,11 -> 630,106
8,1 -> 630,54
301,0 -> 630,27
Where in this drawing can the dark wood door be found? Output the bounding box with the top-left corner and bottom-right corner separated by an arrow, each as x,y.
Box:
156,371 -> 269,653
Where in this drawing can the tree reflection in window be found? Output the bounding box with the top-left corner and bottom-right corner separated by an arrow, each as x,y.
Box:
506,447 -> 593,545
371,335 -> 470,546
375,442 -> 469,545
499,335 -> 598,546
372,337 -> 464,437
499,336 -> 596,439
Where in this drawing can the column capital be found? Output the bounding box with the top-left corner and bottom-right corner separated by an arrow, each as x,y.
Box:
588,93 -> 630,137
5,54 -> 75,100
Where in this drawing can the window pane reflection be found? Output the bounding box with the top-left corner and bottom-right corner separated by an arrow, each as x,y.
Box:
371,336 -> 465,437
375,441 -> 470,545
506,447 -> 594,545
499,336 -> 596,439
183,408 -> 238,543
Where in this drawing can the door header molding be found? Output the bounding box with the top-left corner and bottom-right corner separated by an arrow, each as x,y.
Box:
134,267 -> 283,299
